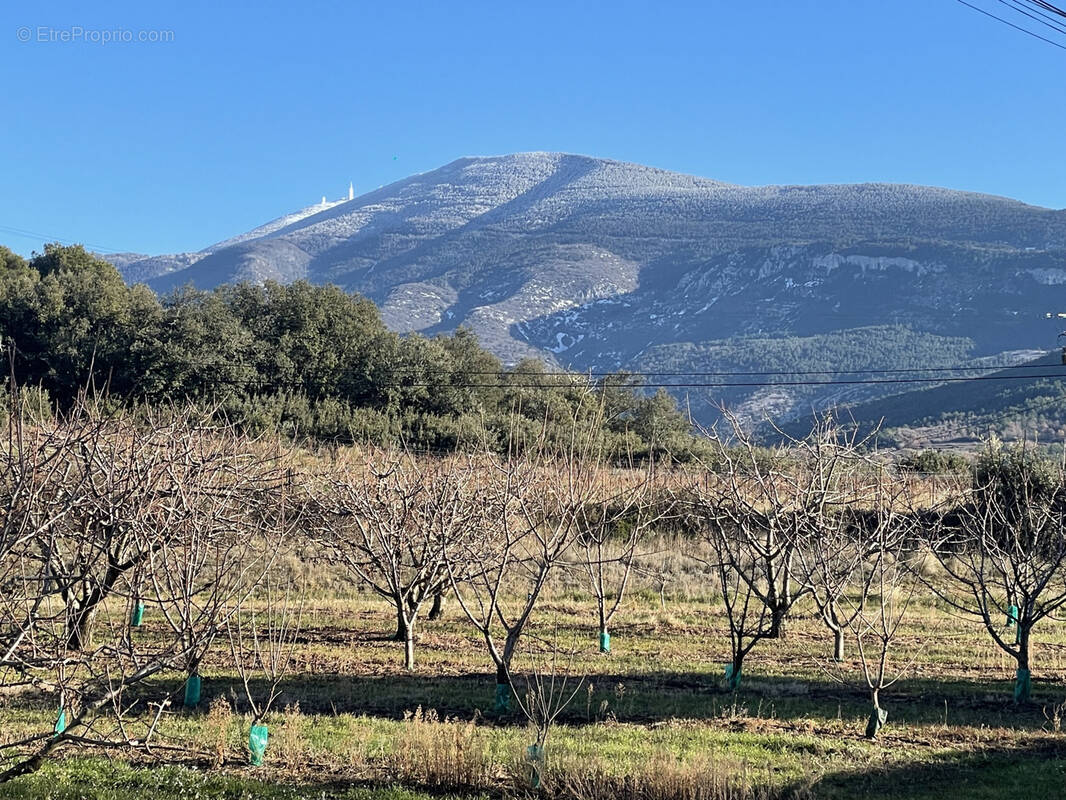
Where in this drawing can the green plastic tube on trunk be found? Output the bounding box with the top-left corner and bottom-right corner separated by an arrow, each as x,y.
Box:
526,744 -> 544,788
1014,668 -> 1032,703
865,707 -> 888,739
249,723 -> 269,766
53,708 -> 66,737
130,602 -> 145,627
494,682 -> 511,714
1006,605 -> 1018,628
599,630 -> 611,653
724,663 -> 741,691
184,674 -> 202,709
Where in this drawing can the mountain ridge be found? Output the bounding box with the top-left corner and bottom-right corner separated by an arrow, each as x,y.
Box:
109,152 -> 1066,430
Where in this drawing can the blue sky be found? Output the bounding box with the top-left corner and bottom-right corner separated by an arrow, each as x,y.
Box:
1,0 -> 1064,257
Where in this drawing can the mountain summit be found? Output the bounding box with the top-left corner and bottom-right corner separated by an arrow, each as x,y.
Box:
111,152 -> 1066,427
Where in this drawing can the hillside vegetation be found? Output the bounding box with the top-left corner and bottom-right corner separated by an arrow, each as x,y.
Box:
0,243 -> 695,458
833,352 -> 1066,449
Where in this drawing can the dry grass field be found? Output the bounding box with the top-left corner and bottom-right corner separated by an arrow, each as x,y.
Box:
4,411 -> 1065,799
4,547 -> 1066,800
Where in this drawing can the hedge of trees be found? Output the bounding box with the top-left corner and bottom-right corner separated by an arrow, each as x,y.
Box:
0,244 -> 697,458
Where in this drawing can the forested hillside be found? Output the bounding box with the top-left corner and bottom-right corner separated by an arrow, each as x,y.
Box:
836,351 -> 1066,449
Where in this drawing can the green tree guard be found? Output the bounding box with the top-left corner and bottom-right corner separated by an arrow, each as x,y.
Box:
130,602 -> 145,627
1014,668 -> 1032,703
183,674 -> 202,709
599,630 -> 611,653
1006,605 -> 1018,628
725,663 -> 741,691
53,708 -> 66,737
494,683 -> 511,714
865,707 -> 888,739
249,724 -> 269,766
526,744 -> 544,788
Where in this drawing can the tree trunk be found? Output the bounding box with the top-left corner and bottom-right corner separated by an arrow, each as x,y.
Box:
726,652 -> 744,690
865,688 -> 887,739
494,661 -> 512,713
65,562 -> 127,652
492,631 -> 522,714
396,602 -> 417,670
496,662 -> 511,687
67,606 -> 97,651
427,591 -> 445,620
403,629 -> 415,671
769,603 -> 788,640
826,599 -> 845,661
393,602 -> 408,642
1015,626 -> 1032,702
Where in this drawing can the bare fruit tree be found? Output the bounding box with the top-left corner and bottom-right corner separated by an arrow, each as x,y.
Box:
310,448 -> 479,670
510,626 -> 586,789
844,469 -> 921,738
228,569 -> 304,766
795,501 -> 874,663
814,466 -> 922,739
922,441 -> 1066,702
0,402 -> 99,683
0,399 -> 295,782
446,450 -> 588,712
687,412 -> 809,689
574,464 -> 663,653
790,415 -> 880,662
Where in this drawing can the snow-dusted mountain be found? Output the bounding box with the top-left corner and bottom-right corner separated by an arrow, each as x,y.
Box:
112,152 -> 1066,424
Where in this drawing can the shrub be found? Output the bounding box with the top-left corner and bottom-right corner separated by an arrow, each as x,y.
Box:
898,449 -> 970,474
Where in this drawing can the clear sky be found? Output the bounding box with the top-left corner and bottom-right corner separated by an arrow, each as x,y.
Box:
1,0 -> 1064,257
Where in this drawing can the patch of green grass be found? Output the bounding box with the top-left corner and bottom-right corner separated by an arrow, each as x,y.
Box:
814,745 -> 1066,800
1,758 -> 485,800
5,586 -> 1066,799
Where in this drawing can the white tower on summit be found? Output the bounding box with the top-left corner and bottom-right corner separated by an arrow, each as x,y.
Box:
348,181 -> 354,201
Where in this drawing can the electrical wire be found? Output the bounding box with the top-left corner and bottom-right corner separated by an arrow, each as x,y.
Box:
0,224 -> 122,254
1030,0 -> 1066,18
956,0 -> 1066,50
997,0 -> 1066,34
391,372 -> 1066,389
400,361 -> 1064,379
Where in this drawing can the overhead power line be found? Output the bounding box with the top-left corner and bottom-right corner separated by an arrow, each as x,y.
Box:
956,0 -> 1066,50
407,362 -> 1064,379
394,371 -> 1066,389
0,224 -> 122,254
997,0 -> 1066,34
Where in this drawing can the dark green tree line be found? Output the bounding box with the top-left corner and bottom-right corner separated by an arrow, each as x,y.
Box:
0,244 -> 696,459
